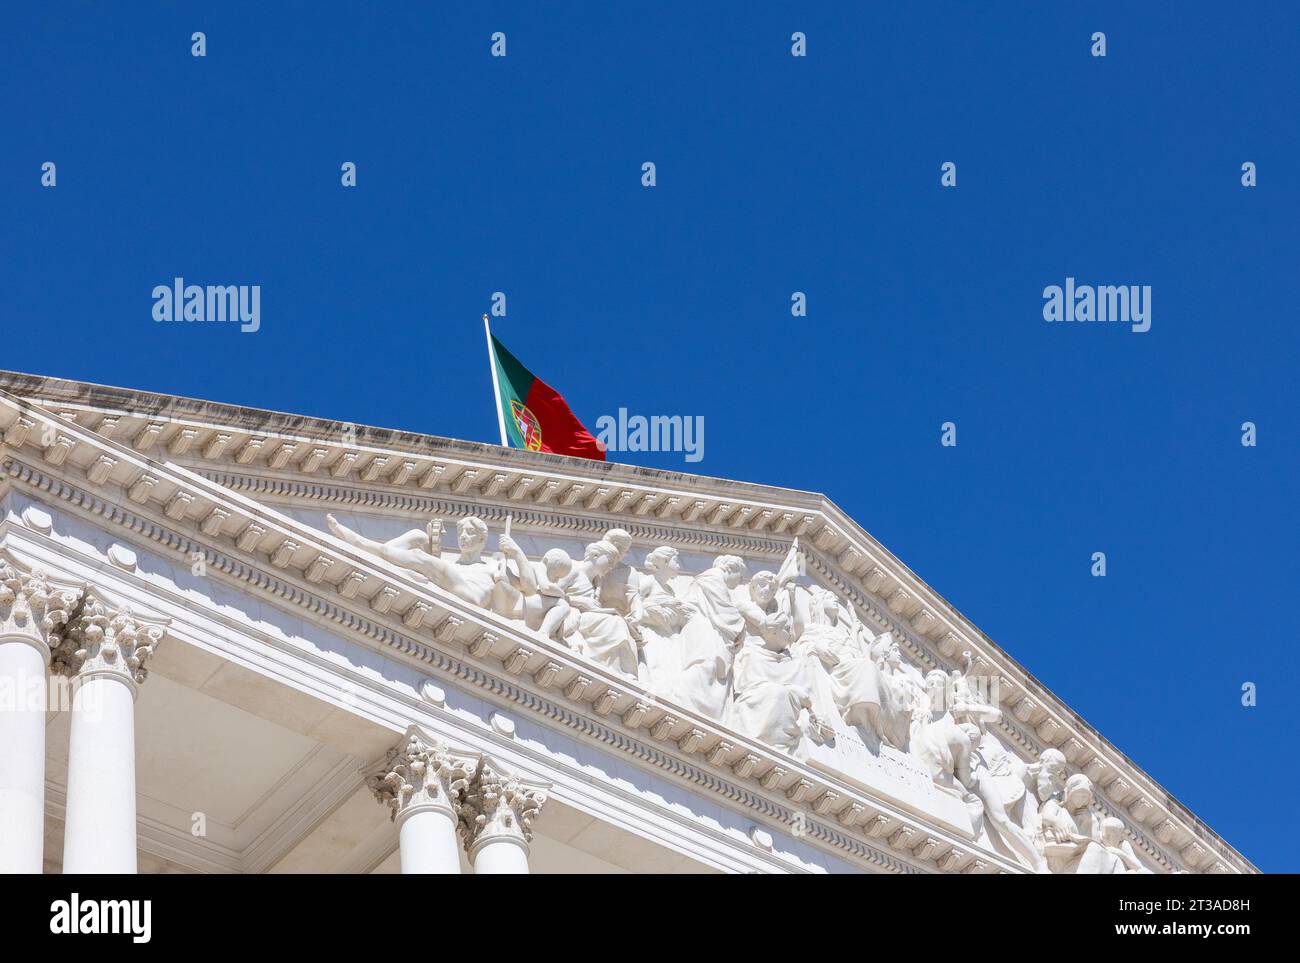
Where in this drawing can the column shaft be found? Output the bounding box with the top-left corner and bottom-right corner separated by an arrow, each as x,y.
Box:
471,835 -> 530,874
0,639 -> 48,874
398,807 -> 462,874
62,674 -> 138,873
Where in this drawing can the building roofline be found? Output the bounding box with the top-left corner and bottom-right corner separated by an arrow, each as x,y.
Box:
0,369 -> 826,502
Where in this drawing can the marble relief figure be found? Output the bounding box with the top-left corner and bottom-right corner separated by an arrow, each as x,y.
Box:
792,589 -> 907,747
1038,772 -> 1110,874
872,635 -> 929,747
1099,817 -> 1155,874
326,514 -> 536,616
726,570 -> 817,754
677,555 -> 747,718
561,538 -> 640,679
629,546 -> 695,700
532,548 -> 576,642
596,528 -> 640,617
320,512 -> 1151,874
959,724 -> 1050,874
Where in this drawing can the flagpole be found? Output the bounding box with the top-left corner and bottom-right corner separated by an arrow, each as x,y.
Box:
483,313 -> 509,447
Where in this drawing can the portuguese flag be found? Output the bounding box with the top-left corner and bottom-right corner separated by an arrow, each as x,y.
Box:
486,319 -> 606,461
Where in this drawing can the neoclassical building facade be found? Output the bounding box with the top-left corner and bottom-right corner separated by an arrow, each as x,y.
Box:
0,372 -> 1253,874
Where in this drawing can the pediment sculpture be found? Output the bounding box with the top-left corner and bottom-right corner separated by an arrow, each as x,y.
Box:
325,512 -> 1152,874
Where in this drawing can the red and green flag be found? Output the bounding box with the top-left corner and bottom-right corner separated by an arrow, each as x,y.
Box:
486,319 -> 605,461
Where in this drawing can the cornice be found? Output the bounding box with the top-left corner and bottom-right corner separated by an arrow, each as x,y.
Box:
0,378 -> 1255,874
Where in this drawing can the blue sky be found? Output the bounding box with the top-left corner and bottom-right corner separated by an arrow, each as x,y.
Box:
4,2 -> 1297,871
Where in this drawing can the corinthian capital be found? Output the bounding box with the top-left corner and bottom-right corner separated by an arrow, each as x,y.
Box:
460,762 -> 549,856
51,591 -> 168,691
0,556 -> 83,660
368,731 -> 479,824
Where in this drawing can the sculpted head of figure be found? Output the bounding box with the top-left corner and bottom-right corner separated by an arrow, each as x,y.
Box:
584,539 -> 621,576
713,555 -> 746,589
870,634 -> 890,662
1101,816 -> 1126,848
457,517 -> 489,555
809,588 -> 842,625
604,528 -> 632,561
958,721 -> 982,750
541,548 -> 574,582
1064,772 -> 1095,812
922,668 -> 950,712
870,632 -> 902,669
749,570 -> 778,605
644,546 -> 680,580
1036,748 -> 1068,802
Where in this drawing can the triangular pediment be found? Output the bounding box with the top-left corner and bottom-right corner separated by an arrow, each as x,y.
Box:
0,371 -> 1252,875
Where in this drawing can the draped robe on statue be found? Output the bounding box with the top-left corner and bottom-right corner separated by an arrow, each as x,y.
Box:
792,615 -> 895,740
725,591 -> 811,753
1037,780 -> 1114,875
567,569 -> 639,678
632,580 -> 694,700
598,562 -> 638,618
678,567 -> 745,718
727,643 -> 810,753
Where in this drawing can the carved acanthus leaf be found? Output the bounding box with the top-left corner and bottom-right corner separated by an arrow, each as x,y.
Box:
0,559 -> 83,654
368,733 -> 478,822
459,763 -> 549,850
50,593 -> 167,686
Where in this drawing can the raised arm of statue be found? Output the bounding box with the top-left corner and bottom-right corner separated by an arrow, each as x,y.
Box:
734,593 -> 776,647
498,534 -> 538,596
327,513 -> 383,554
775,542 -> 809,638
327,513 -> 454,584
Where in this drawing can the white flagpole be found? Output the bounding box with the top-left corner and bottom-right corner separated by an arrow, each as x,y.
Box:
483,313 -> 509,447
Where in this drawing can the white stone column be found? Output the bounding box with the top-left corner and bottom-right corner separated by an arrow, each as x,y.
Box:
57,593 -> 166,874
0,561 -> 81,874
461,762 -> 549,875
369,731 -> 478,875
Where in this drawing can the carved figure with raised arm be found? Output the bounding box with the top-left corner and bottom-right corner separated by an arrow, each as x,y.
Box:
944,652 -> 1003,735
726,570 -> 818,753
327,514 -> 537,616
791,588 -> 898,745
954,722 -> 1051,873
